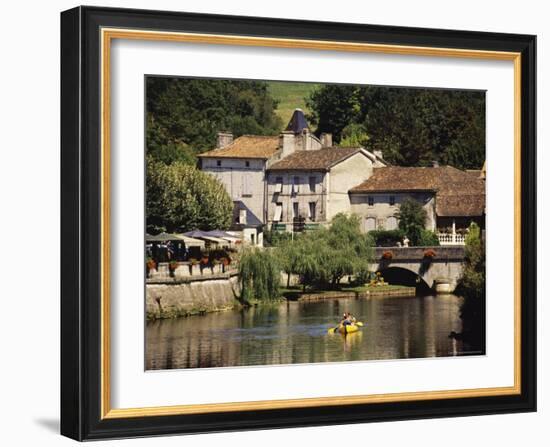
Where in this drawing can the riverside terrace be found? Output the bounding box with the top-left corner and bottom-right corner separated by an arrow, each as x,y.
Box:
147,245 -> 465,294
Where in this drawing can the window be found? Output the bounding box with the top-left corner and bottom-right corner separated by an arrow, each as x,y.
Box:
309,176 -> 316,193
364,217 -> 376,232
292,176 -> 300,195
239,209 -> 247,225
308,202 -> 317,222
274,203 -> 283,221
216,160 -> 221,167
292,202 -> 299,219
275,176 -> 283,193
386,216 -> 398,230
241,175 -> 252,197
389,195 -> 395,206
245,160 -> 250,167
368,196 -> 374,207
250,233 -> 255,245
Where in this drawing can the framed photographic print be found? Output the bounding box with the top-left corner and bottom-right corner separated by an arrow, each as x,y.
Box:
60,6 -> 536,441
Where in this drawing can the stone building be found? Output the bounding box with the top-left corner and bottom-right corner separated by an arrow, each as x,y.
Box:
266,147 -> 385,230
349,165 -> 486,244
198,108 -> 485,246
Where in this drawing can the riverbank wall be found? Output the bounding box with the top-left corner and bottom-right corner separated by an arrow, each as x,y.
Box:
146,273 -> 241,320
295,287 -> 416,302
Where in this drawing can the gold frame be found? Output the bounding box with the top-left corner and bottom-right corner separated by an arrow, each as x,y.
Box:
100,28 -> 522,420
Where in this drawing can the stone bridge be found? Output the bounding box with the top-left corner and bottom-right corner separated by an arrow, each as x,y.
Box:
370,246 -> 465,292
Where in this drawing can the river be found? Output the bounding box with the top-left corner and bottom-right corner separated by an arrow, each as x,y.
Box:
145,294 -> 483,370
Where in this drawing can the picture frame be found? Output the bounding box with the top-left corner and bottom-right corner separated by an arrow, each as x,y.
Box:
60,5 -> 536,441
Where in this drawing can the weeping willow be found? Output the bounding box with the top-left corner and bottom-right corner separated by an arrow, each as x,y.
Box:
239,249 -> 281,301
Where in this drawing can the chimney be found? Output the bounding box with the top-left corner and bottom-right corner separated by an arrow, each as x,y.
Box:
373,150 -> 383,160
432,160 -> 440,168
279,131 -> 297,157
217,131 -> 233,149
320,133 -> 333,148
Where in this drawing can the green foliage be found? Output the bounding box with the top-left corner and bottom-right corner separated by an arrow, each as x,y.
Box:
266,81 -> 320,125
458,222 -> 485,300
396,198 -> 427,246
368,229 -> 405,247
263,229 -> 293,247
418,229 -> 440,246
339,123 -> 370,147
146,77 -> 283,165
306,84 -> 362,143
239,249 -> 281,302
275,213 -> 375,290
146,156 -> 233,233
306,85 -> 485,169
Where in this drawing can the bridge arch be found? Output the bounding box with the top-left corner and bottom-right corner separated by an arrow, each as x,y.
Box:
377,266 -> 431,294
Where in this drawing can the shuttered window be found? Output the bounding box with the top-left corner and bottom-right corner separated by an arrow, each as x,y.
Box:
292,176 -> 300,194
364,217 -> 376,232
274,203 -> 283,221
386,216 -> 398,230
308,202 -> 316,221
242,175 -> 252,196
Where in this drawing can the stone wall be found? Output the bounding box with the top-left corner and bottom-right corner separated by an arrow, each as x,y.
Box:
370,246 -> 465,291
201,157 -> 267,223
327,151 -> 376,220
350,191 -> 437,232
146,275 -> 241,320
266,170 -> 328,224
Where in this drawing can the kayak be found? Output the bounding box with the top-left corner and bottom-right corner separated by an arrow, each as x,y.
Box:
334,322 -> 362,334
338,323 -> 359,334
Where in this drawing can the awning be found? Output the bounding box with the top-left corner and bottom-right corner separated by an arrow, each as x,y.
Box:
174,235 -> 205,248
183,230 -> 211,239
146,232 -> 180,242
200,236 -> 230,247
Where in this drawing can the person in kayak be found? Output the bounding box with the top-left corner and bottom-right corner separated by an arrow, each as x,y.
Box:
341,312 -> 354,326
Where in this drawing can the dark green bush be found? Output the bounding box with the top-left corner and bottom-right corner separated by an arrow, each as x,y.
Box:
418,230 -> 440,246
263,229 -> 293,247
369,229 -> 405,247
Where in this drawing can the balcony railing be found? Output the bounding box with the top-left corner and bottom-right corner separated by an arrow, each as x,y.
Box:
437,232 -> 466,245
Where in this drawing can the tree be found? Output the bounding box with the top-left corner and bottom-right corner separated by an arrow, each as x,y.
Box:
275,213 -> 374,290
306,84 -> 485,170
339,123 -> 370,148
239,249 -> 281,301
146,156 -> 233,233
306,84 -> 362,143
276,238 -> 302,288
396,198 -> 427,246
459,222 -> 485,300
146,78 -> 283,165
455,222 -> 486,350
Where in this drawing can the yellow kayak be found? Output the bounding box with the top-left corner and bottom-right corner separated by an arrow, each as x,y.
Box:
329,322 -> 363,334
338,324 -> 360,334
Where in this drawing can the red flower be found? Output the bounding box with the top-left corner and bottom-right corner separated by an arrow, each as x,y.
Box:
424,249 -> 436,258
168,260 -> 178,271
382,251 -> 393,260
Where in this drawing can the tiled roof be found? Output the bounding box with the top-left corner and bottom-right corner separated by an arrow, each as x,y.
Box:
436,193 -> 485,217
268,147 -> 363,171
198,135 -> 280,159
350,166 -> 485,217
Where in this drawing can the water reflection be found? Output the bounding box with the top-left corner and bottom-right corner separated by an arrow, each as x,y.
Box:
146,294 -> 482,370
